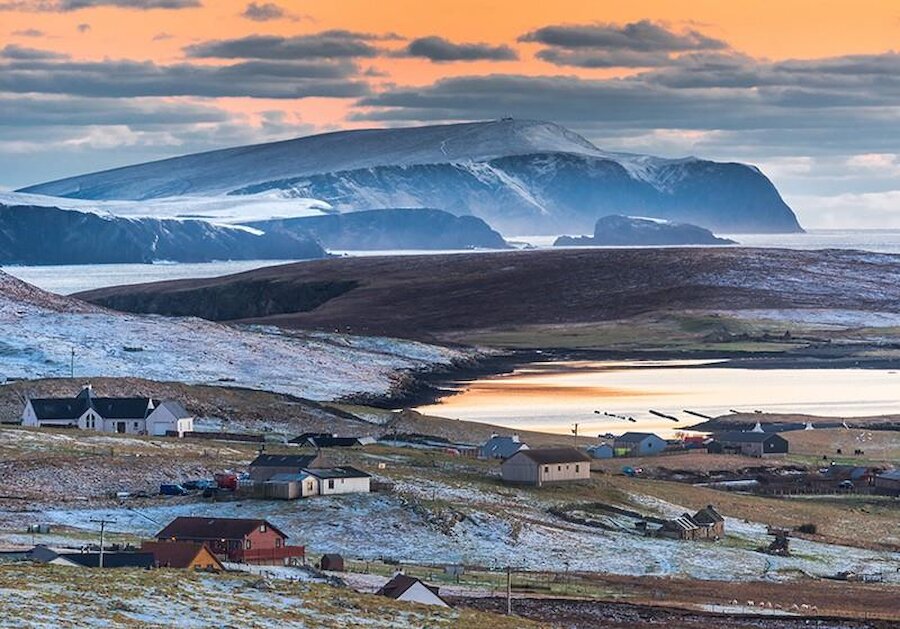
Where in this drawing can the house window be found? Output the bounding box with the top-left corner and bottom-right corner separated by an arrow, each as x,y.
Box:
245,540 -> 252,550
328,479 -> 335,489
275,538 -> 282,548
557,465 -> 561,471
260,524 -> 267,532
133,422 -> 139,430
544,466 -> 549,473
576,465 -> 580,473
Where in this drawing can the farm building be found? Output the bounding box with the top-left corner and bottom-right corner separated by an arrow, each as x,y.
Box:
874,470 -> 900,496
613,432 -> 667,457
306,466 -> 371,495
501,448 -> 591,487
319,553 -> 345,571
248,453 -> 323,482
20,385 -> 193,437
657,505 -> 725,541
141,541 -> 224,571
707,432 -> 789,457
479,434 -> 528,459
587,443 -> 614,459
262,472 -> 320,500
377,573 -> 450,608
155,517 -> 304,565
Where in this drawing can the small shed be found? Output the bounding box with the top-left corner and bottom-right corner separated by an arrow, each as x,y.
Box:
587,443 -> 614,459
141,541 -> 224,571
319,553 -> 345,572
692,505 -> 725,538
377,573 -> 450,608
613,432 -> 667,457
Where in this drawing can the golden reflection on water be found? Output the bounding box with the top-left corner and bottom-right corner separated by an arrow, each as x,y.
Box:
417,360 -> 900,437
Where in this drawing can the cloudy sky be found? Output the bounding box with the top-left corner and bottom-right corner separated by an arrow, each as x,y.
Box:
0,0 -> 898,228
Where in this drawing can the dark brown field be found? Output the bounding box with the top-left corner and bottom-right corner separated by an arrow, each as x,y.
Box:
76,247 -> 900,341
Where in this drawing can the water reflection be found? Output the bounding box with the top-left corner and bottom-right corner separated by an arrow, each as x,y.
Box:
417,360 -> 900,437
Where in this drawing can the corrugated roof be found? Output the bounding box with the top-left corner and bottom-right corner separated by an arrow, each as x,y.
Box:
877,469 -> 900,481
306,466 -> 371,480
58,552 -> 155,569
511,447 -> 591,464
250,454 -> 319,468
156,517 -> 286,541
614,432 -> 662,443
30,395 -> 155,421
713,431 -> 782,443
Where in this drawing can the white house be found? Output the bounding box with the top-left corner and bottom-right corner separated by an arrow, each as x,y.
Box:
306,467 -> 371,495
21,385 -> 194,437
377,573 -> 450,607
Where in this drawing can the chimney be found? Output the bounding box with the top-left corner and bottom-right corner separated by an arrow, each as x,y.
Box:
512,434 -> 519,442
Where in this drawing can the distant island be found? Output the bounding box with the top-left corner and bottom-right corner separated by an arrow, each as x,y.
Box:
554,215 -> 737,247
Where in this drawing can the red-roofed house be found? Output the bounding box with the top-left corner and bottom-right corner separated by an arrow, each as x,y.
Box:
155,517 -> 304,565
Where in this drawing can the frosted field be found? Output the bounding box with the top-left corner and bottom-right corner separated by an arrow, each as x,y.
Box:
0,270 -> 466,400
3,478 -> 896,584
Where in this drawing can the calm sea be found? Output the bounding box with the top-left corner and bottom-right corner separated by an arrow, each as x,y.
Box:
5,229 -> 900,295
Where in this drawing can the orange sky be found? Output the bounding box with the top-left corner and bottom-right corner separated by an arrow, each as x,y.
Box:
3,0 -> 896,131
4,0 -> 899,73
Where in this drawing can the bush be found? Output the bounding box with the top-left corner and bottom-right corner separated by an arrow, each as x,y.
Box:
797,523 -> 817,534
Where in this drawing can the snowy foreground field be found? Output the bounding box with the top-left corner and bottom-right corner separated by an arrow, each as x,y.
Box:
0,565 -> 530,629
0,271 -> 467,400
1,446 -> 896,586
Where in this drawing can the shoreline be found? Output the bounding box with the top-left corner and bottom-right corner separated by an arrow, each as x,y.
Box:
354,347 -> 900,434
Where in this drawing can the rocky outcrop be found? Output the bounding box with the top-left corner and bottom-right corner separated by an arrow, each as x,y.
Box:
554,215 -> 736,247
250,208 -> 509,251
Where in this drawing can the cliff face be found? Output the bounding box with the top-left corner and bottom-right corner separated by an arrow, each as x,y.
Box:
0,204 -> 325,265
20,119 -> 803,235
250,208 -> 509,251
554,215 -> 736,247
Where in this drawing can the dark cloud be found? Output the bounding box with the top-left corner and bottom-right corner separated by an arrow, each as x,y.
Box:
0,93 -> 229,126
402,36 -> 518,62
0,55 -> 370,98
520,20 -> 727,68
0,0 -> 200,10
185,30 -> 382,60
353,49 -> 899,151
0,44 -> 68,59
76,22 -> 90,32
520,20 -> 727,52
241,1 -> 285,21
11,28 -> 44,36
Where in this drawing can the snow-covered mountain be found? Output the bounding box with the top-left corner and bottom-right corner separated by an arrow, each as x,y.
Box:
20,119 -> 802,235
0,270 -> 466,400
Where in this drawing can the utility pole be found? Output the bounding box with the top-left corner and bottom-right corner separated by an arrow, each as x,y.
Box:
571,423 -> 579,448
506,566 -> 512,615
90,519 -> 115,568
70,348 -> 75,379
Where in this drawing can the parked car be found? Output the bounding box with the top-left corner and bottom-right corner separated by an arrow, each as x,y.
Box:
159,484 -> 188,496
182,479 -> 215,491
214,472 -> 238,491
839,480 -> 854,490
